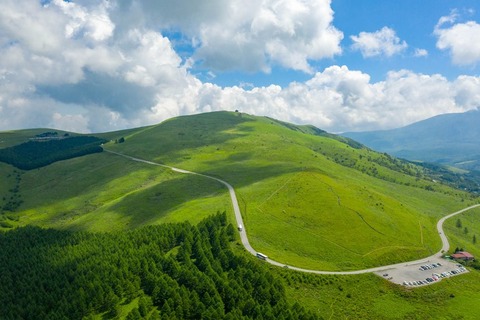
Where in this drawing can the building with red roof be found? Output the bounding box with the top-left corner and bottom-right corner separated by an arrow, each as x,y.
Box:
451,251 -> 474,261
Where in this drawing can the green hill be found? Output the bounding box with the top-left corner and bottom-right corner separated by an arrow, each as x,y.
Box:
3,111 -> 480,319
1,111 -> 476,271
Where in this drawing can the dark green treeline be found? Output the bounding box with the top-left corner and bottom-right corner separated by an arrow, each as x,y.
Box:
0,136 -> 106,170
0,213 -> 318,319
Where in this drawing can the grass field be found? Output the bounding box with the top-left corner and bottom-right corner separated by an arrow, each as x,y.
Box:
2,111 -> 480,319
6,152 -> 231,232
444,206 -> 480,257
276,203 -> 480,319
1,111 -> 477,270
104,111 -> 476,270
278,267 -> 480,319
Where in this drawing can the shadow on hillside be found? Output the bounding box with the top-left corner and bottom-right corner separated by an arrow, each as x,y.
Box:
105,173 -> 225,228
107,161 -> 297,228
110,111 -> 255,165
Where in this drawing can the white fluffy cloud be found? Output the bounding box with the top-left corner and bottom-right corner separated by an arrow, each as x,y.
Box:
190,66 -> 476,132
196,0 -> 343,73
110,0 -> 343,73
350,27 -> 408,58
0,0 -> 196,132
414,48 -> 428,57
0,0 -> 345,133
435,13 -> 480,65
0,1 -> 480,134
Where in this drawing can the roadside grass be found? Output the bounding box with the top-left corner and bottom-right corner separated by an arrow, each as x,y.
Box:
443,206 -> 480,257
277,266 -> 480,319
15,152 -> 231,232
2,111 -> 477,269
66,172 -> 232,232
104,111 -> 474,268
237,166 -> 466,270
270,201 -> 480,319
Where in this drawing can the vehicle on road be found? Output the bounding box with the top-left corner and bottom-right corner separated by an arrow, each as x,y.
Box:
256,252 -> 268,260
107,149 -> 480,279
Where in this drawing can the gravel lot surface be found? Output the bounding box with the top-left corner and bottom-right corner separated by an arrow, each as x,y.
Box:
374,258 -> 468,287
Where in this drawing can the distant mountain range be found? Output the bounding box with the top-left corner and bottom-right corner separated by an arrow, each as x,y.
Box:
343,109 -> 480,171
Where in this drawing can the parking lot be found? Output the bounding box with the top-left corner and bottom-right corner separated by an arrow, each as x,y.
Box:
374,258 -> 468,287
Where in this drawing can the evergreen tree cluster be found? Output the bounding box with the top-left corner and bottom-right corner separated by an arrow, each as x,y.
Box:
0,213 -> 317,319
0,136 -> 107,170
1,170 -> 23,214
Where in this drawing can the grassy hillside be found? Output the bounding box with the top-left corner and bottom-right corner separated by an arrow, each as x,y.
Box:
444,206 -> 480,258
2,111 -> 480,319
284,206 -> 480,319
98,111 -> 476,270
0,111 -> 477,270
13,153 -> 231,232
279,263 -> 480,319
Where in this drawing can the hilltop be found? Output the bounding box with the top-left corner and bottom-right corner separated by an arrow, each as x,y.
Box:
0,111 -> 476,272
3,111 -> 480,319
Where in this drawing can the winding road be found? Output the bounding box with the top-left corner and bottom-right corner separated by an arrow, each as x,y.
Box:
105,149 -> 480,275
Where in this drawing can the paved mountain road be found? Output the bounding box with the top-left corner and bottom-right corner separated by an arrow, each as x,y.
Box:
105,149 -> 480,275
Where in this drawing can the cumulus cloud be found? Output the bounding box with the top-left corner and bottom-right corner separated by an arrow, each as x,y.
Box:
350,27 -> 408,58
414,48 -> 428,57
0,0 -> 195,132
0,0 -> 479,135
435,12 -> 480,65
0,0 -> 345,133
111,0 -> 343,73
190,66 -> 477,132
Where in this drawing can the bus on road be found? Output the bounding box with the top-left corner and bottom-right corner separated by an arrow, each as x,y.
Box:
256,252 -> 267,260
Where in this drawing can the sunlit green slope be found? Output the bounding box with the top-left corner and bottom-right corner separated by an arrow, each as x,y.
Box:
0,111 -> 477,270
105,111 -> 476,270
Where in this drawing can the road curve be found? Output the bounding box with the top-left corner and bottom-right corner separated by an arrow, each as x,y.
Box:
104,149 -> 258,257
104,149 -> 480,275
437,204 -> 480,253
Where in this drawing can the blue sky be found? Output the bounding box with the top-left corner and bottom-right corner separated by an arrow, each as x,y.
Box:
1,0 -> 480,133
207,0 -> 480,87
331,0 -> 480,81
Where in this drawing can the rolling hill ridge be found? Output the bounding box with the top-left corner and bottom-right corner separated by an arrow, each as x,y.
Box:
0,111 -> 476,272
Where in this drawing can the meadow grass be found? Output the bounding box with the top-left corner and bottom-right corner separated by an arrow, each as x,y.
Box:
443,206 -> 480,257
13,152 -> 231,232
106,111 -> 474,269
3,111 -> 480,319
273,200 -> 480,319
2,111 -> 477,270
278,266 -> 480,319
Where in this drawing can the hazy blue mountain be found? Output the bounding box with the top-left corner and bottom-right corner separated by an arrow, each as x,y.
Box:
342,109 -> 480,171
